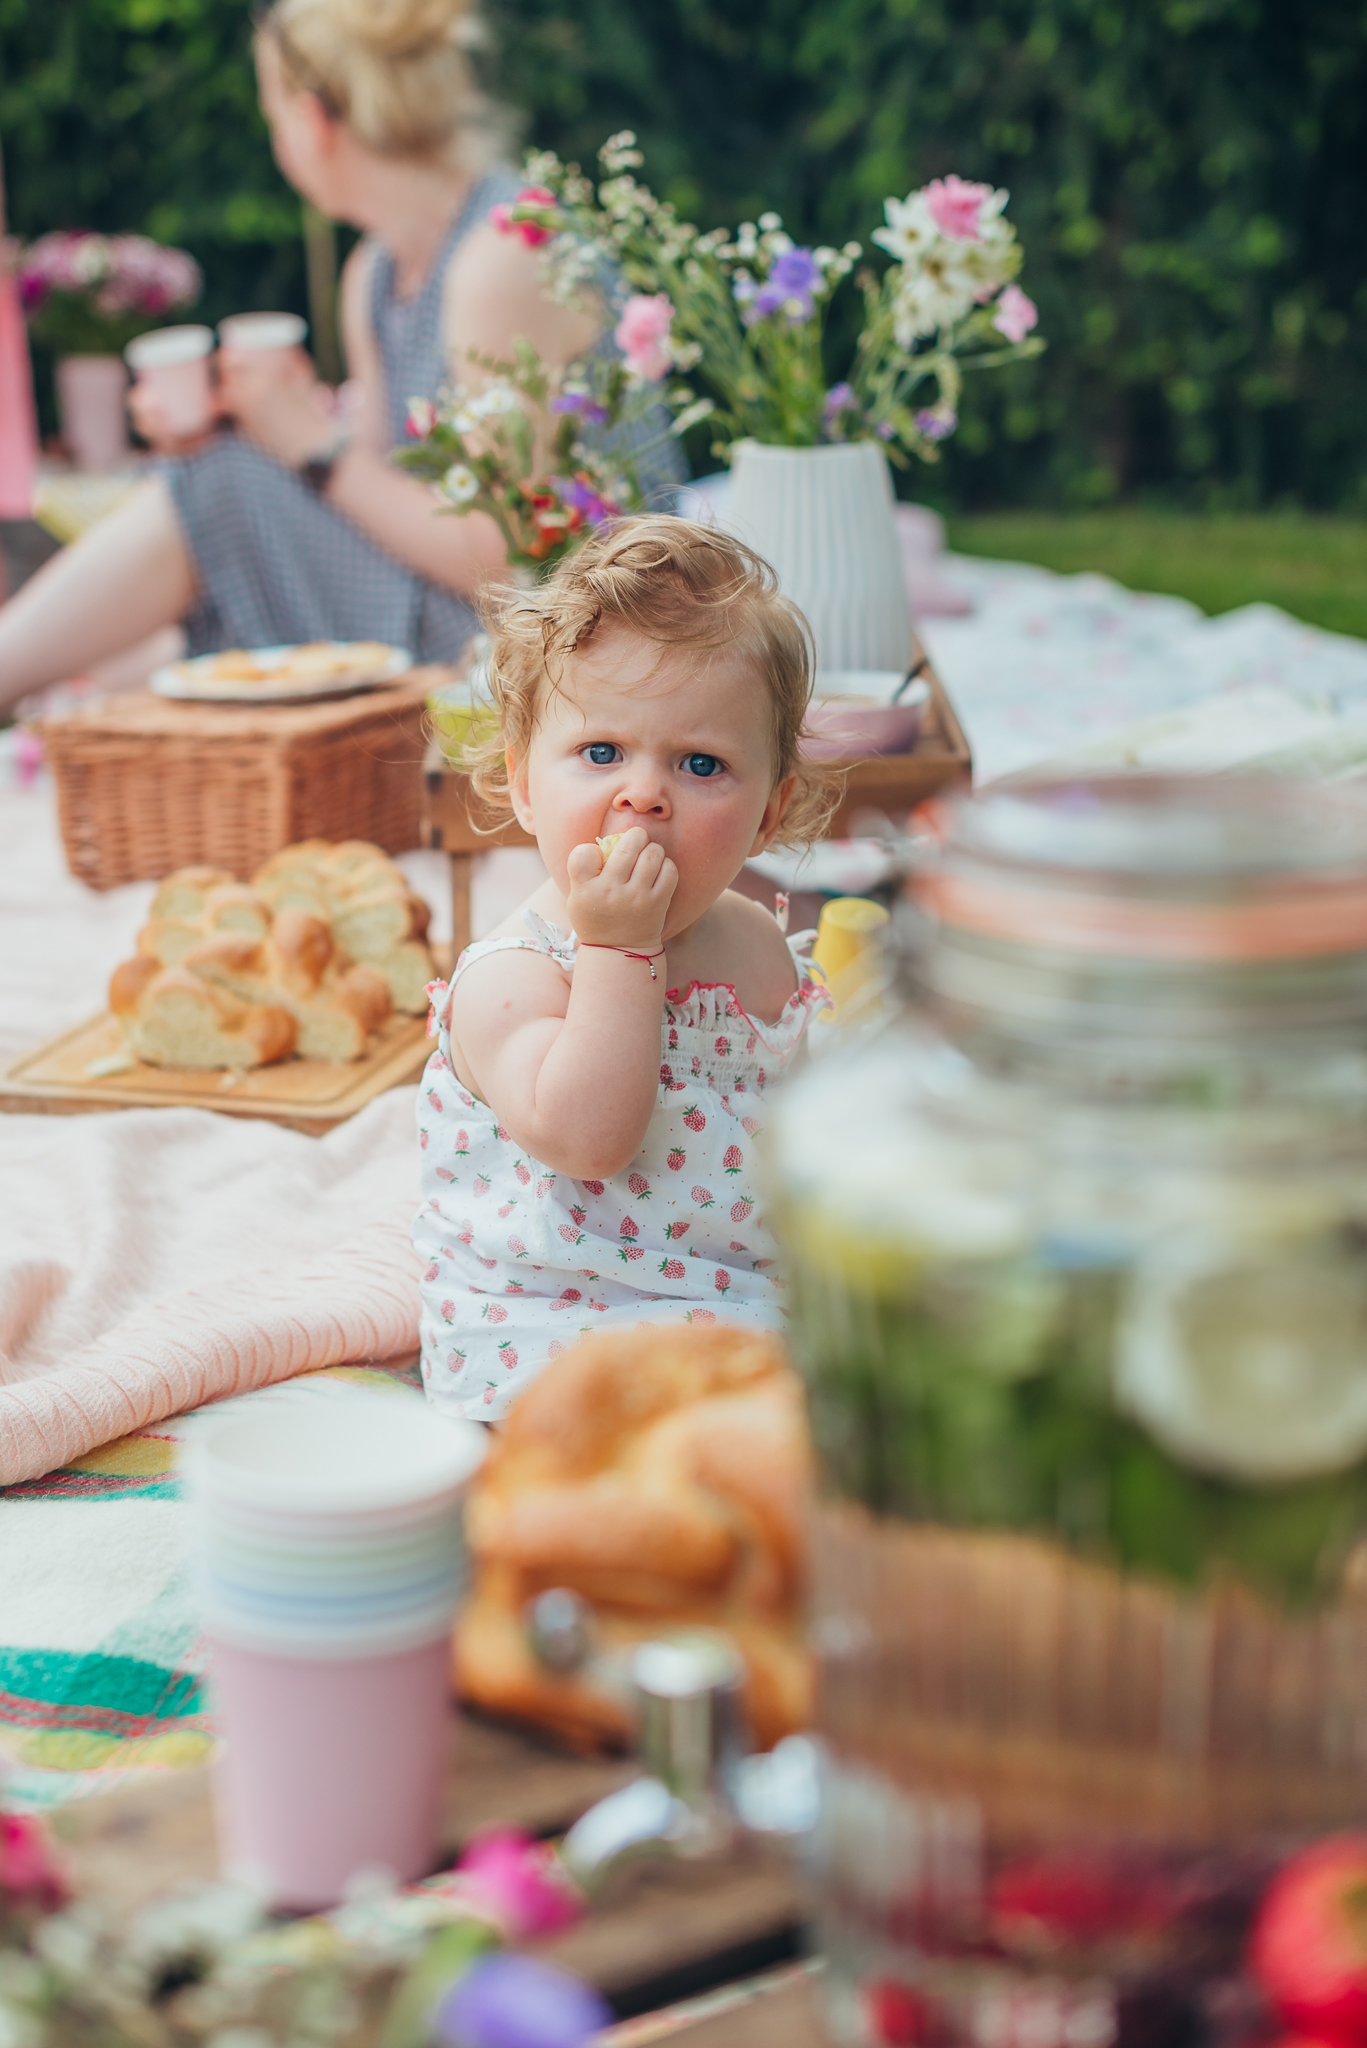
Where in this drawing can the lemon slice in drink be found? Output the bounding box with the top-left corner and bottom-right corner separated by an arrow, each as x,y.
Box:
1116,1247 -> 1367,1483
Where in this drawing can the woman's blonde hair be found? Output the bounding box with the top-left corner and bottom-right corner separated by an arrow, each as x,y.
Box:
259,0 -> 494,162
468,516 -> 840,847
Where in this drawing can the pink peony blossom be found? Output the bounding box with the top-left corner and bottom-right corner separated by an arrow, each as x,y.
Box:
614,292 -> 675,382
992,283 -> 1039,344
923,175 -> 994,242
489,186 -> 558,248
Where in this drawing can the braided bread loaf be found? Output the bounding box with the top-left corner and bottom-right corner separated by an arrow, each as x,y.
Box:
455,1325 -> 813,1753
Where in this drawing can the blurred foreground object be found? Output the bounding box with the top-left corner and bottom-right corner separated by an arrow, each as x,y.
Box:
769,776 -> 1367,2046
809,896 -> 890,1031
186,1392 -> 486,1909
456,1326 -> 811,1751
0,163 -> 38,520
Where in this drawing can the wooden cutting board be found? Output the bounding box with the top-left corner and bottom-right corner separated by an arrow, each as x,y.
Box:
0,1007 -> 431,1134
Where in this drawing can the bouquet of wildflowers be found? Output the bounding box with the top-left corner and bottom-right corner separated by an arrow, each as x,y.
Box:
493,135 -> 1042,466
19,231 -> 203,356
394,336 -> 672,575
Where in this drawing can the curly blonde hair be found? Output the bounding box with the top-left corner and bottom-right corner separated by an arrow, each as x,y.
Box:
465,516 -> 840,847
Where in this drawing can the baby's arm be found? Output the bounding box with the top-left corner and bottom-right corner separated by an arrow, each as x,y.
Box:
450,827 -> 676,1180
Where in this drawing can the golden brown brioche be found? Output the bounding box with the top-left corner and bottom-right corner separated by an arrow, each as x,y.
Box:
183,930 -> 393,1063
455,1326 -> 813,1753
250,841 -> 434,1012
109,841 -> 416,1068
109,953 -> 160,1016
149,865 -> 237,921
116,967 -> 296,1069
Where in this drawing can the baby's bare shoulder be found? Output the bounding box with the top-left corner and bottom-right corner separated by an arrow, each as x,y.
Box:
450,943 -> 571,1031
716,890 -> 799,1019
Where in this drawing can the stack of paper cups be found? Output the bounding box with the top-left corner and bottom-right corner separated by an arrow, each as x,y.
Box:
186,1395 -> 486,1910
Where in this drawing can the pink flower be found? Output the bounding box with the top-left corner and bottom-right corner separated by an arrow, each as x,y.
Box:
614,292 -> 675,382
0,1813 -> 67,1910
489,185 -> 558,248
454,1835 -> 582,1925
993,283 -> 1039,344
406,398 -> 436,437
924,174 -> 994,242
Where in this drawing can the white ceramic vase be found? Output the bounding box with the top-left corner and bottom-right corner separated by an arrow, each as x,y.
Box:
724,440 -> 912,674
55,353 -> 130,471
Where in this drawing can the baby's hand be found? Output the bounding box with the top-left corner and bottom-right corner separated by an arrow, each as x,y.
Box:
566,826 -> 677,949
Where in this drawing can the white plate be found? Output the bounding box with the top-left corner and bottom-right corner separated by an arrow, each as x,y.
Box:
150,643 -> 413,705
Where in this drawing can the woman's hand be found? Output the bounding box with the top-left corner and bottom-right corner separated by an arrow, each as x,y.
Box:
216,350 -> 340,469
566,827 -> 678,950
127,378 -> 223,457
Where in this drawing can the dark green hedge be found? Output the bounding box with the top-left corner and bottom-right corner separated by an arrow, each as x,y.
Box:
4,0 -> 1364,508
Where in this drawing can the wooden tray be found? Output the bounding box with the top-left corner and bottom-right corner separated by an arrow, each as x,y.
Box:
0,1008 -> 432,1135
60,1707 -> 807,2022
823,658 -> 971,834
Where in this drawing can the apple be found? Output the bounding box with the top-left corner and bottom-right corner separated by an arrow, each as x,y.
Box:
1251,1836 -> 1367,2043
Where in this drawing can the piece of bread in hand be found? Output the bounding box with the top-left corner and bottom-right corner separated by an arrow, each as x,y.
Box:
455,1324 -> 813,1753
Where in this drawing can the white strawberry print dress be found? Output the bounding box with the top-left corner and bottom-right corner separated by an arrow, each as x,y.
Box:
412,911 -> 828,1420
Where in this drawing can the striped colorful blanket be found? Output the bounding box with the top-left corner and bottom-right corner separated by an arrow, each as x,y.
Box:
0,1359 -> 423,1811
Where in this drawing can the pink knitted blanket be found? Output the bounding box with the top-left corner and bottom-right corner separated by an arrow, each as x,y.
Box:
0,1091 -> 422,1485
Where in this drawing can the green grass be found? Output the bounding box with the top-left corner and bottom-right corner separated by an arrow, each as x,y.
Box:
945,512 -> 1367,642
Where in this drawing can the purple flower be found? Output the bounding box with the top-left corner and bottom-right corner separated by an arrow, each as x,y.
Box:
914,406 -> 958,442
434,1955 -> 611,2048
555,475 -> 617,525
549,394 -> 609,424
769,247 -> 821,300
823,382 -> 855,417
738,246 -> 821,324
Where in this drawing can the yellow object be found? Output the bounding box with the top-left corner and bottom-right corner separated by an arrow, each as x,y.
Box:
811,896 -> 890,1022
597,833 -> 623,860
426,693 -> 499,763
34,469 -> 142,544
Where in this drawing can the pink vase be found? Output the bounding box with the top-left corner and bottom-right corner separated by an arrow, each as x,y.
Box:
0,267 -> 38,517
55,354 -> 129,471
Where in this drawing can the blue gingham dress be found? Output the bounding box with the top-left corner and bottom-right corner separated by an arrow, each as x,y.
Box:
166,171 -> 680,660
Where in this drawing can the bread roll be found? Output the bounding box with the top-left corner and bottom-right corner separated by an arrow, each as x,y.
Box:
149,866 -> 237,921
118,967 -> 296,1070
110,841 -> 426,1068
455,1326 -> 813,1753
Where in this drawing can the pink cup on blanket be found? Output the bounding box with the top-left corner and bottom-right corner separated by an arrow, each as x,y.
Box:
125,325 -> 217,439
187,1395 -> 485,1910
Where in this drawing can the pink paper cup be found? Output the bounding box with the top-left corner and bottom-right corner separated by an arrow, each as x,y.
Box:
187,1395 -> 486,1910
210,1633 -> 453,1910
125,324 -> 216,439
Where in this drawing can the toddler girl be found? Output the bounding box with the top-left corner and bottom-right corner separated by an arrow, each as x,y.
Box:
413,516 -> 834,1418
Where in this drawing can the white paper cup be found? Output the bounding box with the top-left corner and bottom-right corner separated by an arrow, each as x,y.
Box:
125,324 -> 216,438
187,1396 -> 485,1908
217,311 -> 309,368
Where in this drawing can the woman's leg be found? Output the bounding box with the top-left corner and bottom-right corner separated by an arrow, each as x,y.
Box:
0,477 -> 196,712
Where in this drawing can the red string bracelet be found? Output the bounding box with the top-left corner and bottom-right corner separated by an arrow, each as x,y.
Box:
578,943 -> 667,980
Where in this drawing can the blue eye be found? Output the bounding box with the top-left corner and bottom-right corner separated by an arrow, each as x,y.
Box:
584,743 -> 618,766
685,753 -> 722,778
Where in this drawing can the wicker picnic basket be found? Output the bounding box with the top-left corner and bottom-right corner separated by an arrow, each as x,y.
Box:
41,669 -> 452,890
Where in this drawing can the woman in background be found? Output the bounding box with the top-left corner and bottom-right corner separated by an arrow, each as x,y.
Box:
0,0 -> 602,706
